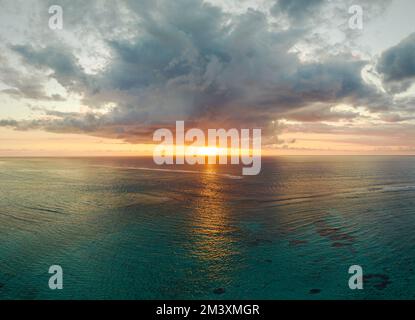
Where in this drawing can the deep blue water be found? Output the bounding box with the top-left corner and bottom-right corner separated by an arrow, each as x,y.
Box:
1,156 -> 415,299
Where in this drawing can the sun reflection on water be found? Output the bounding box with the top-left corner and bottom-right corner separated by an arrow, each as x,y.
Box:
186,166 -> 239,281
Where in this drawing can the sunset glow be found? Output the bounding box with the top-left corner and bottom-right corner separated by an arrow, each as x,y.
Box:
2,0 -> 415,303
192,146 -> 221,157
1,1 -> 415,156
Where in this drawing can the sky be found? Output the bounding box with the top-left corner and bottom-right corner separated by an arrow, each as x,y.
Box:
1,0 -> 415,156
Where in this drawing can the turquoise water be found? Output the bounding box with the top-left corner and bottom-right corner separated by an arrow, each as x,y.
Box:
1,156 -> 415,299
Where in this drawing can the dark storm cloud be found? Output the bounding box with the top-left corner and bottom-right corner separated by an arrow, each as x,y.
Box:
0,0 -> 405,143
0,53 -> 65,101
271,0 -> 324,21
0,119 -> 19,127
377,32 -> 415,92
282,104 -> 360,122
11,44 -> 88,91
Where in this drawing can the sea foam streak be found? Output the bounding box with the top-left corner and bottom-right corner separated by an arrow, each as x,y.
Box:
91,165 -> 243,179
382,185 -> 415,192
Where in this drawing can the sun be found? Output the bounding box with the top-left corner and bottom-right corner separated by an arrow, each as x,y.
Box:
194,146 -> 220,156
185,146 -> 248,157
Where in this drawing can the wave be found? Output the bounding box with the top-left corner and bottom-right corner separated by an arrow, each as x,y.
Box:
256,184 -> 415,208
90,165 -> 243,180
381,185 -> 415,192
367,184 -> 415,192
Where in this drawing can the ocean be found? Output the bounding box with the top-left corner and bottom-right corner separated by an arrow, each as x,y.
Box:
1,156 -> 415,299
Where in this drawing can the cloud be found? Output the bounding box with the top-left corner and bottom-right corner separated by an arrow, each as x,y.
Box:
0,0 -> 412,147
0,119 -> 19,127
11,44 -> 87,91
377,32 -> 415,92
271,0 -> 324,22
